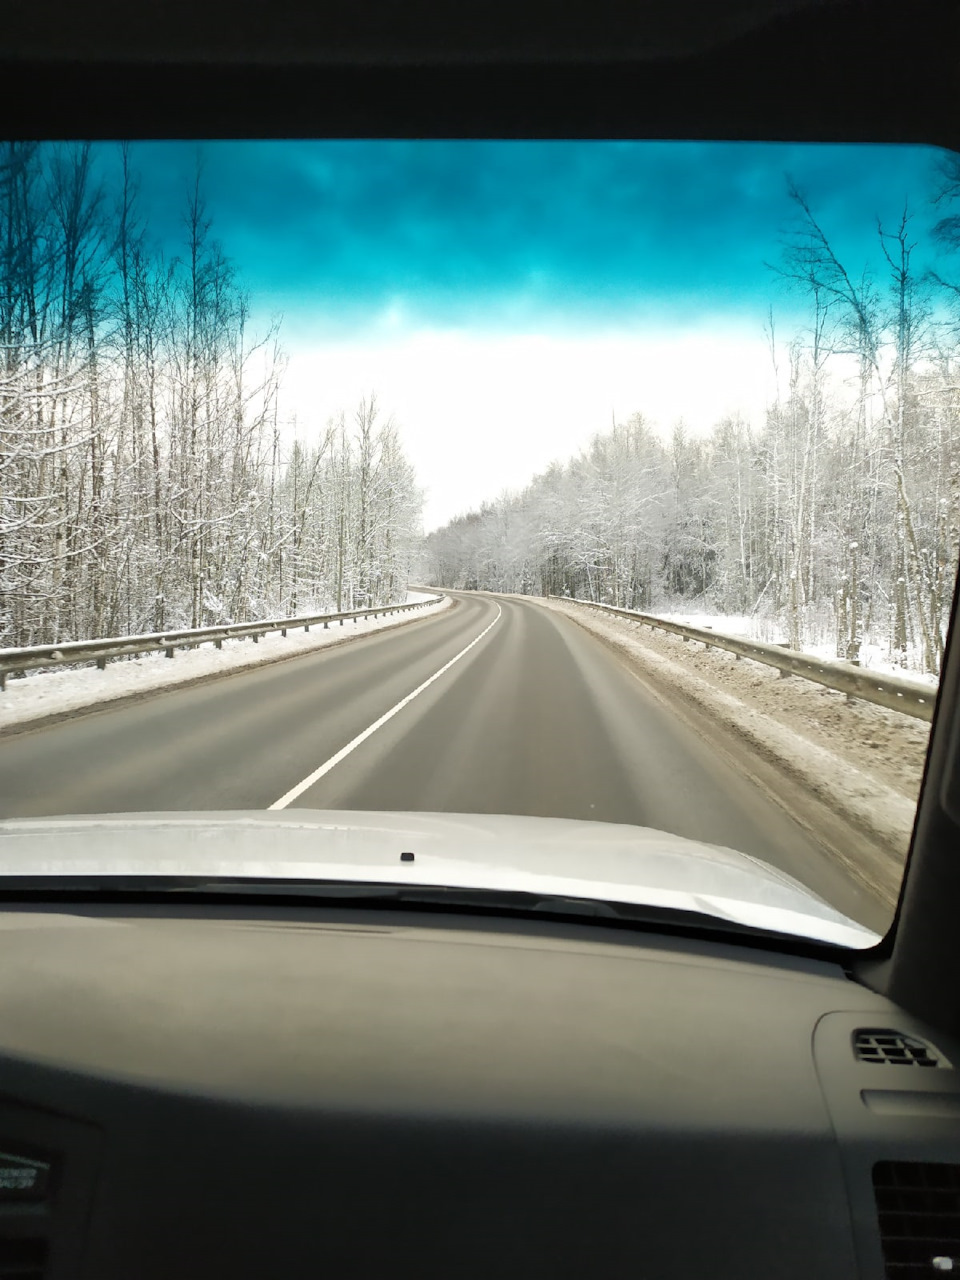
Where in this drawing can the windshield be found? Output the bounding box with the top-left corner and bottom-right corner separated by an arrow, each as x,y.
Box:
0,139 -> 956,947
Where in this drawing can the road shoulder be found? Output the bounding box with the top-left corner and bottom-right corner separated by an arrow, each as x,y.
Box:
530,596 -> 918,911
1,596 -> 456,739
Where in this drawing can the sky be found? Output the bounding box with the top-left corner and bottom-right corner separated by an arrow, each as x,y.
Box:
109,140 -> 950,528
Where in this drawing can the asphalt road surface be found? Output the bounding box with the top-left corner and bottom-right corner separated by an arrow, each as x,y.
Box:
0,592 -> 885,928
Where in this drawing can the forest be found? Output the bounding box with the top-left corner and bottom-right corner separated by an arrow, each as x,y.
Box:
7,141 -> 960,681
424,169 -> 960,676
0,143 -> 422,648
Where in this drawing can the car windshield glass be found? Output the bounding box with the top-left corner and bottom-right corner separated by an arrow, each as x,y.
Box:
0,139 -> 956,948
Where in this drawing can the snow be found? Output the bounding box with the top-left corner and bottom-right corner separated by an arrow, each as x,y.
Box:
800,640 -> 940,686
657,612 -> 756,637
657,611 -> 940,686
1,594 -> 452,733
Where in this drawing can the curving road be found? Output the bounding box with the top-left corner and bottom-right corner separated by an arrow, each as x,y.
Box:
0,592 -> 884,927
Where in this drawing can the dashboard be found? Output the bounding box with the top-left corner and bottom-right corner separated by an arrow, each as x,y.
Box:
0,904 -> 958,1278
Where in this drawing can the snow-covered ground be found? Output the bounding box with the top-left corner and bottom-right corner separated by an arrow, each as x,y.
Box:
656,610 -> 940,686
656,611 -> 755,637
2,593 -> 451,733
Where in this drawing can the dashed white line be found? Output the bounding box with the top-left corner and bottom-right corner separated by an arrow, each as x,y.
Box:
267,604 -> 502,810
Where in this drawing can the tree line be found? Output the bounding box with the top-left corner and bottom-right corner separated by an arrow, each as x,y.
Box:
424,166 -> 960,676
0,143 -> 422,648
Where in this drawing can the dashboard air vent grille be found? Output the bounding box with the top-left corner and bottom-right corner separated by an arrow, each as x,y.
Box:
0,1234 -> 47,1278
855,1030 -> 942,1067
874,1161 -> 960,1276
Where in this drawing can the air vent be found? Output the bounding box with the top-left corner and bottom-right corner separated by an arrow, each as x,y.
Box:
874,1162 -> 960,1276
855,1030 -> 943,1067
0,1147 -> 55,1279
0,1235 -> 47,1279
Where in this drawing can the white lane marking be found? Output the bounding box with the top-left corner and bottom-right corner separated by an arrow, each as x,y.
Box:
268,603 -> 503,810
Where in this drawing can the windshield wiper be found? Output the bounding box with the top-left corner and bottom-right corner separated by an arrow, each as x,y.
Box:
0,875 -> 836,950
0,875 -> 634,916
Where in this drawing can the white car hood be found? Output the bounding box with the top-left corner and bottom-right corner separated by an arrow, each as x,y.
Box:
0,810 -> 880,949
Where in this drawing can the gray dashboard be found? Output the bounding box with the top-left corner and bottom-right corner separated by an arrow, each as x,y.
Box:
0,905 -> 957,1278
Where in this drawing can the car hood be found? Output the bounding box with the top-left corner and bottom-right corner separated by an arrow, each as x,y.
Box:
0,810 -> 879,948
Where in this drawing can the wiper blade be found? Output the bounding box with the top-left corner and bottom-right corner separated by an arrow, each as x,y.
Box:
0,874 -> 817,946
0,875 -> 624,912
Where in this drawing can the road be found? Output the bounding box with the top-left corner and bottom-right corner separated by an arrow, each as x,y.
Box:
0,592 -> 885,928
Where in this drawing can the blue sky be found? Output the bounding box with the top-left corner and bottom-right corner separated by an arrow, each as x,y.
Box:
98,140 -> 953,525
114,140 -> 948,335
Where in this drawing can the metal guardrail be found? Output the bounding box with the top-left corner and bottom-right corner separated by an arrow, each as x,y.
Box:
0,595 -> 443,691
556,597 -> 938,722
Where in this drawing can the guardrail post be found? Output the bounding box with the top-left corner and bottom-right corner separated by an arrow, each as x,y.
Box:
281,627 -> 287,638
215,639 -> 222,649
324,620 -> 328,629
252,634 -> 259,643
96,657 -> 107,670
165,645 -> 174,658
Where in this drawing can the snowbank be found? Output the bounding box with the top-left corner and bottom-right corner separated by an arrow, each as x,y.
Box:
657,610 -> 939,685
657,612 -> 755,637
2,593 -> 452,734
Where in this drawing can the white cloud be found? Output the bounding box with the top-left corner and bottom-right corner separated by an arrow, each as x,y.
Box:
279,325 -> 777,530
